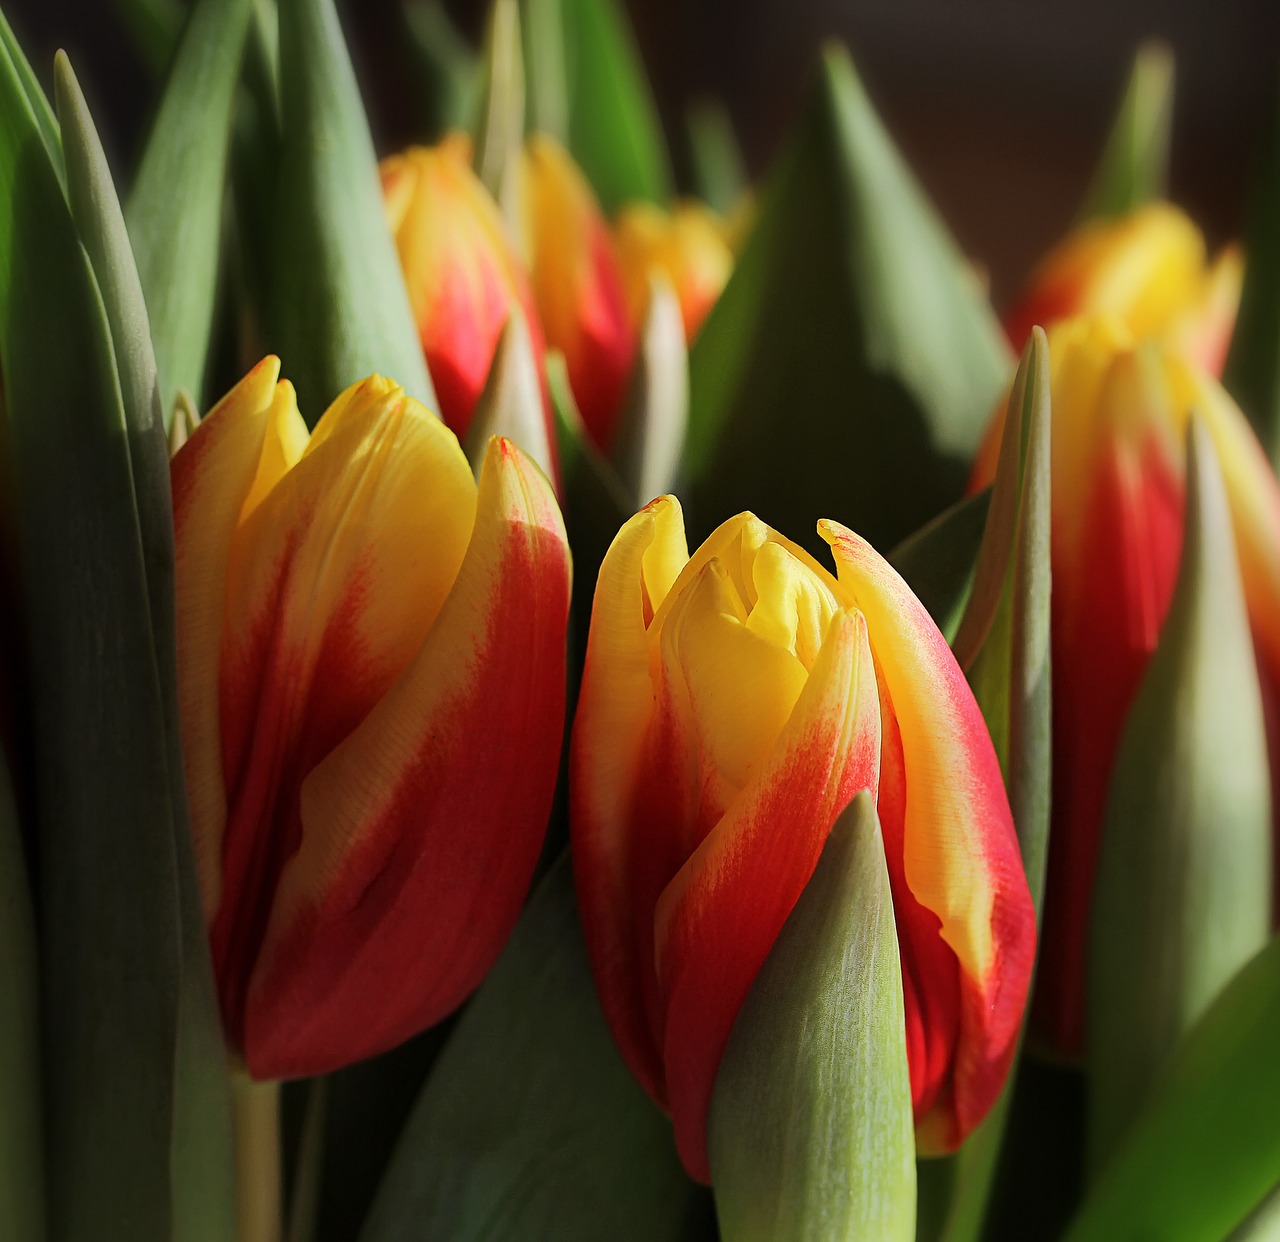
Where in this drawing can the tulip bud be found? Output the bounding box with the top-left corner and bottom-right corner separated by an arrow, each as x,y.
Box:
172,357 -> 571,1078
613,199 -> 734,342
1004,203 -> 1242,376
521,133 -> 635,453
971,314 -> 1280,1060
381,138 -> 553,452
708,793 -> 916,1242
570,497 -> 1035,1181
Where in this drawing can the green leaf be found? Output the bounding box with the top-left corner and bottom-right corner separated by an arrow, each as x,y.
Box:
888,489 -> 990,644
1226,1181 -> 1280,1242
0,33 -> 181,1242
402,0 -> 481,140
271,0 -> 435,417
686,98 -> 746,217
358,854 -> 700,1242
55,56 -> 237,1241
686,44 -> 1011,554
0,749 -> 44,1241
524,0 -> 672,212
0,8 -> 62,186
472,0 -> 524,226
110,0 -> 187,78
1224,78 -> 1280,468
1078,42 -> 1174,222
1086,416 -> 1272,1172
708,793 -> 915,1242
126,0 -> 252,419
611,272 -> 688,508
1065,934 -> 1280,1242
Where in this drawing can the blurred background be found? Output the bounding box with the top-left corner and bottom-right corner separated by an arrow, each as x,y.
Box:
10,0 -> 1280,308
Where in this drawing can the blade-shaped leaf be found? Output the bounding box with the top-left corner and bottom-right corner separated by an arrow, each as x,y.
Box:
686,98 -> 746,217
1086,418 -> 1271,1171
271,0 -> 435,416
708,793 -> 915,1242
1077,42 -> 1175,223
472,0 -> 524,227
0,8 -> 62,185
358,854 -> 701,1242
126,0 -> 252,418
0,748 -> 44,1241
403,0 -> 480,140
1065,934 -> 1280,1242
0,36 -> 181,1242
686,44 -> 1011,554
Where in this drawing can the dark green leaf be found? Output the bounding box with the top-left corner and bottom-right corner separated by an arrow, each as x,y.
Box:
0,8 -> 62,186
271,0 -> 435,417
358,855 -> 700,1242
0,34 -> 181,1242
686,44 -> 1011,554
110,0 -> 187,78
709,793 -> 915,1242
126,0 -> 253,418
1087,417 -> 1271,1171
403,0 -> 480,140
1078,42 -> 1174,223
686,98 -> 746,217
0,748 -> 44,1240
1065,934 -> 1280,1242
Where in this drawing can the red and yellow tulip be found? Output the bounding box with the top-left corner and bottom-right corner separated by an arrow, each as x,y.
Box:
171,357 -> 571,1079
1004,203 -> 1242,377
972,315 -> 1280,1058
613,200 -> 735,343
570,499 -> 1036,1181
381,137 -> 554,452
521,135 -> 635,453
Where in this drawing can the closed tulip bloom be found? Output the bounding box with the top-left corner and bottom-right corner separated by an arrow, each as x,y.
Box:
381,138 -> 553,450
172,358 -> 571,1078
521,135 -> 635,453
571,498 -> 1035,1181
1004,202 -> 1242,377
972,315 -> 1280,1058
613,200 -> 734,343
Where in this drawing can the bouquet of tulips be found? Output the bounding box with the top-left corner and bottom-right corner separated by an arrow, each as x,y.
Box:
1,0 -> 1277,1239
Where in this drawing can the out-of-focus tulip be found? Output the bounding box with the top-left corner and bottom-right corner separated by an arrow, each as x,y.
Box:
1004,203 -> 1242,377
171,357 -> 571,1079
613,200 -> 734,342
521,134 -> 635,454
972,314 -> 1280,1059
570,498 -> 1035,1181
381,137 -> 554,451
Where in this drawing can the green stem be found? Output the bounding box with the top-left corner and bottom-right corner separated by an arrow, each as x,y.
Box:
231,1071 -> 281,1242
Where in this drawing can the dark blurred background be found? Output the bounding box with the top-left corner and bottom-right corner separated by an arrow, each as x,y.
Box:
9,0 -> 1280,308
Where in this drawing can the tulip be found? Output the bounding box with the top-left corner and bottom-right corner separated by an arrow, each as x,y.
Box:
971,314 -> 1280,1059
570,498 -> 1036,1181
381,137 -> 555,453
521,134 -> 636,453
171,357 -> 571,1078
1004,202 -> 1242,377
613,200 -> 735,342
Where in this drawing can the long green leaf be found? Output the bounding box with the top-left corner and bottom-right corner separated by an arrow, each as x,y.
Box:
358,855 -> 700,1242
402,0 -> 480,140
686,44 -> 1011,554
271,0 -> 435,417
0,748 -> 44,1240
686,98 -> 746,217
0,8 -> 62,185
1086,416 -> 1271,1171
709,793 -> 915,1241
126,0 -> 252,418
1065,934 -> 1280,1242
0,35 -> 181,1242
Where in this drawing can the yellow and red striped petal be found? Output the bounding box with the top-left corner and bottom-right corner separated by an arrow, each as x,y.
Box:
523,135 -> 635,452
820,521 -> 1034,1149
210,376 -> 477,1047
172,356 -> 287,920
242,436 -> 571,1076
652,604 -> 882,1180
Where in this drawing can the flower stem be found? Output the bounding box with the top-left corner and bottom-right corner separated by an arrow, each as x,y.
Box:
231,1071 -> 282,1242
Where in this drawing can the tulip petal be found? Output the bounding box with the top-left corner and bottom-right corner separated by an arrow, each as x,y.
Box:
653,605 -> 882,1181
171,355 -> 284,919
212,378 -> 477,1042
571,495 -> 688,1101
242,436 -> 570,1077
820,521 -> 1034,1149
